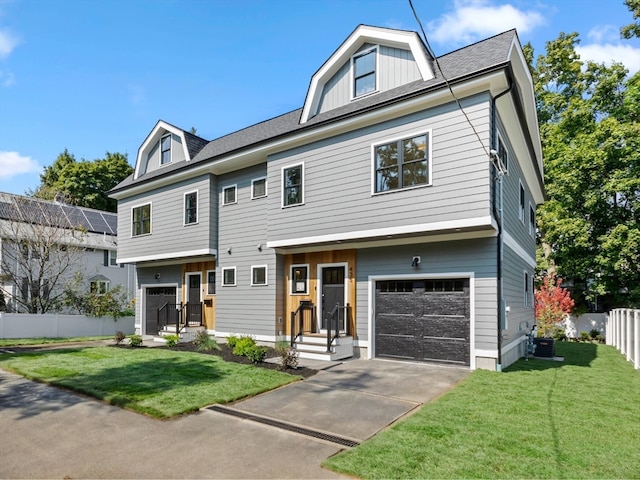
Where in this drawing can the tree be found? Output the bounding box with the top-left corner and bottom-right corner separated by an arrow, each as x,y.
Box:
0,196 -> 87,313
621,0 -> 640,39
535,274 -> 575,338
527,26 -> 640,309
32,151 -> 133,212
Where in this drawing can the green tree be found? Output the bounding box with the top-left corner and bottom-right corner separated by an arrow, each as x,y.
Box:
32,151 -> 133,212
529,28 -> 640,308
621,0 -> 640,39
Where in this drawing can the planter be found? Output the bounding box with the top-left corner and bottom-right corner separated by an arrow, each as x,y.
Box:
534,337 -> 556,358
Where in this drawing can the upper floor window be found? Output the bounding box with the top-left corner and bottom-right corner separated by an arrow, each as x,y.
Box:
374,133 -> 430,193
223,185 -> 237,205
524,271 -> 530,307
184,191 -> 198,225
353,47 -> 376,98
282,164 -> 303,207
529,203 -> 535,236
252,177 -> 267,199
251,265 -> 267,286
132,203 -> 151,236
519,182 -> 525,222
161,134 -> 171,165
497,137 -> 508,172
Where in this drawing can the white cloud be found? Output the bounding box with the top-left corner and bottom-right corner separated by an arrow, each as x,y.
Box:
586,25 -> 619,44
0,28 -> 19,59
577,43 -> 640,76
428,0 -> 546,47
0,151 -> 41,179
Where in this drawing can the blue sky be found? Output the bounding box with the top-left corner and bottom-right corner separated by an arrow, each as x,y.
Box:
1,0 -> 639,196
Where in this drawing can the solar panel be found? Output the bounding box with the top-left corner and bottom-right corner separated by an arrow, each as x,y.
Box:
83,210 -> 111,234
61,204 -> 89,230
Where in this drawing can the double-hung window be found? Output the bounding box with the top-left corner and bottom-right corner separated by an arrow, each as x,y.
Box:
282,164 -> 303,207
529,204 -> 536,236
497,137 -> 508,172
223,185 -> 237,205
353,47 -> 376,98
252,178 -> 267,199
184,191 -> 198,225
524,271 -> 530,307
161,134 -> 171,165
374,133 -> 430,193
132,204 -> 151,236
519,182 -> 526,222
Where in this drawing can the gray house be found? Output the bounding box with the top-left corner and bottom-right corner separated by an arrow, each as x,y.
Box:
110,25 -> 544,370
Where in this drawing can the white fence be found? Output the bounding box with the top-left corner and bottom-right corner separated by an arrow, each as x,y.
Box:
564,313 -> 607,339
0,313 -> 135,339
607,309 -> 640,370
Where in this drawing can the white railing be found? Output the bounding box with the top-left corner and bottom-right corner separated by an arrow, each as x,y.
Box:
0,313 -> 135,339
607,309 -> 640,369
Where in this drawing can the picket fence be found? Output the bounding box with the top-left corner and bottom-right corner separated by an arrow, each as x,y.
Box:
0,313 -> 135,339
607,308 -> 640,369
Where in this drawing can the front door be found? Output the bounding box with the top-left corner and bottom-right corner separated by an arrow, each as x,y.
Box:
187,274 -> 202,325
321,266 -> 345,331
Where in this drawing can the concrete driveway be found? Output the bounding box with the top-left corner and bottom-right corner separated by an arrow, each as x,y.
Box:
0,358 -> 468,479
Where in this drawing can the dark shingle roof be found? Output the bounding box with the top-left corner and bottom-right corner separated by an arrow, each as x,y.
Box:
111,29 -> 517,193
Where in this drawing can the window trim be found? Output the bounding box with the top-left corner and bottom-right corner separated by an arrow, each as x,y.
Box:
222,184 -> 237,206
351,46 -> 378,100
206,270 -> 216,295
90,280 -> 109,296
251,177 -> 268,199
109,249 -> 118,267
222,267 -> 236,287
290,264 -> 309,295
251,265 -> 268,286
131,202 -> 152,237
281,163 -> 304,208
519,181 -> 526,223
497,134 -> 509,172
371,129 -> 432,195
183,190 -> 199,226
529,202 -> 535,237
160,133 -> 172,166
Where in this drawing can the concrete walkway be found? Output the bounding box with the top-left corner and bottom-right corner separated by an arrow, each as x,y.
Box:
0,355 -> 468,479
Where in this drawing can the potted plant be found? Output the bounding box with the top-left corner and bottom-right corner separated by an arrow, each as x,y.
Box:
534,274 -> 575,357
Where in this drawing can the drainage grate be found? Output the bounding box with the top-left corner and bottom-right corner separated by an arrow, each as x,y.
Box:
207,405 -> 360,448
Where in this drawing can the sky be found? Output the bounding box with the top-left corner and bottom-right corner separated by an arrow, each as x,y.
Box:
1,0 -> 639,196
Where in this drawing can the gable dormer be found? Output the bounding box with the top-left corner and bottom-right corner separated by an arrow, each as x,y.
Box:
133,120 -> 207,179
300,25 -> 435,124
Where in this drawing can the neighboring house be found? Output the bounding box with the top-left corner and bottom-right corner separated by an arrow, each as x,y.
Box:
110,25 -> 544,370
0,192 -> 135,313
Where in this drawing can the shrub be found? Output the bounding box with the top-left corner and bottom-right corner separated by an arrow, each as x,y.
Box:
275,341 -> 299,370
226,335 -> 239,349
114,331 -> 126,345
535,274 -> 575,338
232,336 -> 256,356
596,334 -> 606,343
554,328 -> 567,341
164,334 -> 180,347
129,335 -> 143,347
193,329 -> 221,351
589,329 -> 601,340
580,331 -> 590,342
244,345 -> 268,364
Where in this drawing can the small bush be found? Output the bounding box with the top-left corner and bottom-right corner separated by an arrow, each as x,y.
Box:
129,335 -> 143,347
193,329 -> 221,351
164,334 -> 180,347
232,336 -> 256,356
275,341 -> 299,370
554,328 -> 567,341
589,329 -> 601,340
244,345 -> 268,364
596,334 -> 606,344
580,331 -> 590,342
226,335 -> 239,349
114,331 -> 126,345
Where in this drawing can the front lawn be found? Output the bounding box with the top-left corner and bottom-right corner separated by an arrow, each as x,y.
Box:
0,346 -> 300,418
324,342 -> 640,479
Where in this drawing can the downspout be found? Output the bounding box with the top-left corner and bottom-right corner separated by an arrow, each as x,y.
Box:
491,76 -> 513,372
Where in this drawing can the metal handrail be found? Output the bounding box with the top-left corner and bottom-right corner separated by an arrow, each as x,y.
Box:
290,301 -> 314,347
326,303 -> 350,352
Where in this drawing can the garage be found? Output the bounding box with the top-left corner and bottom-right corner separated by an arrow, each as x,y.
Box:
375,278 -> 470,365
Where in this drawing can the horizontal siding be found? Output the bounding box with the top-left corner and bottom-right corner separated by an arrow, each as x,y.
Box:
117,174 -> 215,262
141,133 -> 187,176
268,95 -> 492,243
502,245 -> 535,341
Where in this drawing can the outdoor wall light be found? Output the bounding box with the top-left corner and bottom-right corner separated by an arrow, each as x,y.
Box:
411,256 -> 421,268
155,273 -> 161,280
227,247 -> 232,254
257,243 -> 262,252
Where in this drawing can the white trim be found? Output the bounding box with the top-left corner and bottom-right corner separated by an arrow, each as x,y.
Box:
503,231 -> 536,268
502,334 -> 526,355
371,129 -> 433,195
117,248 -> 217,264
474,348 -> 499,358
251,177 -> 268,199
183,189 -> 199,226
222,266 -> 237,287
250,265 -> 268,286
160,133 -> 172,166
529,202 -> 535,237
130,202 -> 152,238
281,162 -> 304,208
267,216 -> 497,249
140,282 -> 179,336
351,45 -> 379,100
290,263 -> 310,295
206,269 -> 216,296
222,184 -> 237,206
185,272 -> 203,303
367,272 -> 476,369
134,121 -> 191,179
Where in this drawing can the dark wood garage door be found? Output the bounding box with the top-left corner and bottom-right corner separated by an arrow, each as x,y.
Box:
145,287 -> 177,335
375,279 -> 470,365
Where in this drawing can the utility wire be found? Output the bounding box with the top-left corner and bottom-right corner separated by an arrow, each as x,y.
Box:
408,0 -> 492,159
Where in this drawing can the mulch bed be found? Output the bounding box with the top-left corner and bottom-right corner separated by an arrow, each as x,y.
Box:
165,342 -> 318,379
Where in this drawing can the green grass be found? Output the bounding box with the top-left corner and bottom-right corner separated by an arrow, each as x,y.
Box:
0,336 -> 112,347
324,342 -> 640,479
0,346 -> 299,418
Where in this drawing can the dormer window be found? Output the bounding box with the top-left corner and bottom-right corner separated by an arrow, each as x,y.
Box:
160,134 -> 171,165
353,47 -> 377,98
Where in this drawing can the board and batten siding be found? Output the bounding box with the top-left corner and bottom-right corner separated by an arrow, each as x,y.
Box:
140,133 -> 188,176
117,174 -> 216,263
318,45 -> 422,115
215,164 -> 277,338
267,95 -> 492,244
